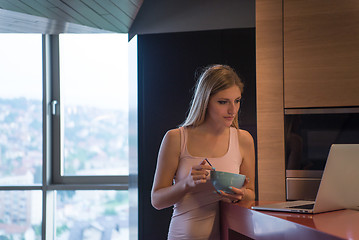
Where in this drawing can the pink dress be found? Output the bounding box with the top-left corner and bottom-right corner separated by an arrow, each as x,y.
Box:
167,127 -> 243,240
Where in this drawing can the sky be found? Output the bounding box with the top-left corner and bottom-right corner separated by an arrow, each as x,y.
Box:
0,33 -> 129,110
0,34 -> 42,100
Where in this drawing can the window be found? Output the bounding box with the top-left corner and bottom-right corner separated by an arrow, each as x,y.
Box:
0,33 -> 133,240
0,34 -> 42,186
55,190 -> 128,239
0,190 -> 42,239
0,34 -> 43,239
58,34 -> 128,177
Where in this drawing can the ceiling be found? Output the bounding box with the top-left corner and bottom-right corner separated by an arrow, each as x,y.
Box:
0,0 -> 143,33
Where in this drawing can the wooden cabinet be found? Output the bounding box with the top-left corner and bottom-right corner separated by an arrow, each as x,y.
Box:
256,0 -> 359,201
284,0 -> 359,108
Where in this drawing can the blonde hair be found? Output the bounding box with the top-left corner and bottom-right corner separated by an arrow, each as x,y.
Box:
181,64 -> 244,128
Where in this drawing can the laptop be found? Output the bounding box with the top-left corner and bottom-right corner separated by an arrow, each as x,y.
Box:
252,144 -> 359,214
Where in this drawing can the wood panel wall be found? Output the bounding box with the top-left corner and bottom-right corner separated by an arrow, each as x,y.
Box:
256,0 -> 286,201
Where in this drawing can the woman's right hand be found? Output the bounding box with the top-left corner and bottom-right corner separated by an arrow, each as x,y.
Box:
152,130 -> 214,210
185,160 -> 213,189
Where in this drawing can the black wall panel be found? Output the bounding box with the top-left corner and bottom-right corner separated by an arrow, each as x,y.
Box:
137,28 -> 256,239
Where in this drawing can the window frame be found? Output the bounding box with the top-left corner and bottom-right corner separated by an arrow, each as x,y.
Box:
48,35 -> 129,186
45,34 -> 130,239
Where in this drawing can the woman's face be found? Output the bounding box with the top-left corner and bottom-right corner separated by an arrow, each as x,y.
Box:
206,85 -> 242,128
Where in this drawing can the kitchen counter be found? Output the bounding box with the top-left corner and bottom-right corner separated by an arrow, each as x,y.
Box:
220,201 -> 359,240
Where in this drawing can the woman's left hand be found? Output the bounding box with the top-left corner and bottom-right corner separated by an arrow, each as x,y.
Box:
217,177 -> 249,203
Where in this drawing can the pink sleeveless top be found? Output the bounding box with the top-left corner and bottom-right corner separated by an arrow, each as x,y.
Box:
168,127 -> 243,240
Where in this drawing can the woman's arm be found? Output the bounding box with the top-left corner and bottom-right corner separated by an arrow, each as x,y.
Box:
238,129 -> 256,201
151,129 -> 212,210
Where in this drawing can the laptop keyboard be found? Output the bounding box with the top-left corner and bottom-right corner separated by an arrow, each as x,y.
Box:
288,203 -> 315,209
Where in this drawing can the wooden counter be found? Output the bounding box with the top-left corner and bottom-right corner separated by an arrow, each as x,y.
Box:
220,201 -> 359,240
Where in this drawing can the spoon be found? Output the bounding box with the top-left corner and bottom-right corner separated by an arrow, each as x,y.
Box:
205,158 -> 215,171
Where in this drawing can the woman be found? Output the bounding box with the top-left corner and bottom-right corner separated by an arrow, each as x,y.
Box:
151,64 -> 256,239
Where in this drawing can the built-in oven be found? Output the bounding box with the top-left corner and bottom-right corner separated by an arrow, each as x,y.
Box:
285,108 -> 359,200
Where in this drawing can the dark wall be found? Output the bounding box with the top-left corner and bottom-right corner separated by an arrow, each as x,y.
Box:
137,28 -> 256,239
129,0 -> 255,39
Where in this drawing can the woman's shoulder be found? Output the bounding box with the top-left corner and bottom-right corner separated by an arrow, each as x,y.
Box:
165,128 -> 181,138
162,128 -> 181,146
235,128 -> 254,146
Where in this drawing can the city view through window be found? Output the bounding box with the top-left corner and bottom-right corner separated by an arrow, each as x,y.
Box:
60,34 -> 129,176
0,34 -> 130,240
0,34 -> 43,186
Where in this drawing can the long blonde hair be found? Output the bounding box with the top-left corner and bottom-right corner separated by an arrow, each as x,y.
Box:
181,64 -> 244,128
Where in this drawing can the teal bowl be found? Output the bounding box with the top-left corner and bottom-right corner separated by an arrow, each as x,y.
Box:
210,170 -> 246,194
